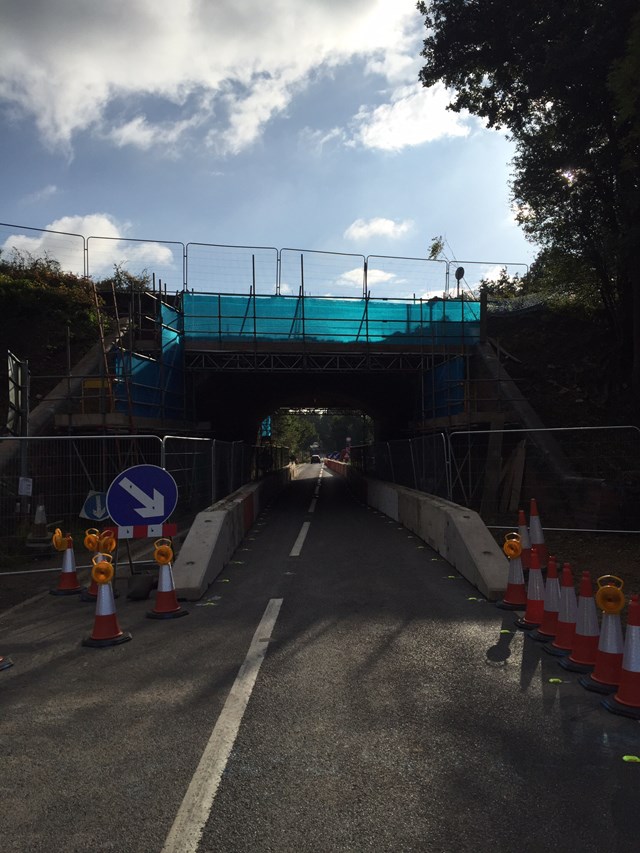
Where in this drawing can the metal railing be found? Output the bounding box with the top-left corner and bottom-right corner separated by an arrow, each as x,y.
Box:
0,221 -> 527,300
351,426 -> 640,533
0,434 -> 289,563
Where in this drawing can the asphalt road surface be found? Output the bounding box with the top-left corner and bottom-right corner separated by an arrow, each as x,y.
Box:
0,464 -> 638,853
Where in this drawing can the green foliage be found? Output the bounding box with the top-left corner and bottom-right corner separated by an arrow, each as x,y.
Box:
417,0 -> 640,387
98,262 -> 152,293
0,249 -> 101,359
271,410 -> 373,458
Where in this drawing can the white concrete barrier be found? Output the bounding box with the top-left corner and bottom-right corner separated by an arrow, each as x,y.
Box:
325,459 -> 507,600
172,467 -> 292,600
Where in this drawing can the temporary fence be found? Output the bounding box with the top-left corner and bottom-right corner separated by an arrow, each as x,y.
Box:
351,425 -> 640,533
0,434 -> 289,564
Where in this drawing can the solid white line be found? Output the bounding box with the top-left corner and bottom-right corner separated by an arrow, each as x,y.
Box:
289,521 -> 311,556
308,498 -> 317,514
161,598 -> 283,853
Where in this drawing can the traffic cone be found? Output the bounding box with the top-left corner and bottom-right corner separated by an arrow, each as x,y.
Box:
580,576 -> 625,694
544,563 -> 577,657
496,532 -> 526,610
528,498 -> 548,568
147,562 -> 188,620
529,555 -> 560,642
559,572 -> 599,672
82,555 -> 132,648
147,539 -> 188,620
517,509 -> 532,570
514,545 -> 545,630
602,594 -> 640,718
0,654 -> 13,672
50,532 -> 82,596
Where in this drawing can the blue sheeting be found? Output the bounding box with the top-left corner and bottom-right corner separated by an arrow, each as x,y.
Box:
113,302 -> 184,419
181,293 -> 480,346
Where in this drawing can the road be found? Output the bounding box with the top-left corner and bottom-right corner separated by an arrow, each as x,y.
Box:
0,464 -> 638,853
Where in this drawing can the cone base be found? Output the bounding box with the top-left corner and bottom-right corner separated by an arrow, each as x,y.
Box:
146,607 -> 188,620
601,695 -> 640,720
543,644 -> 571,657
558,656 -> 594,673
579,674 -> 618,695
50,586 -> 82,596
514,617 -> 540,631
82,631 -> 132,648
496,599 -> 526,611
0,656 -> 14,671
528,628 -> 554,643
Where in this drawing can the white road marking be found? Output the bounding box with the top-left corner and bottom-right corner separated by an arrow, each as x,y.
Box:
308,498 -> 317,514
161,598 -> 283,853
289,521 -> 311,557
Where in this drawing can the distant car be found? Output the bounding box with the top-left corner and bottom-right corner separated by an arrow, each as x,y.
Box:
310,454 -> 321,463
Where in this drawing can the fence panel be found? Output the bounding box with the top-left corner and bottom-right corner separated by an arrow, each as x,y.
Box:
186,243 -> 279,294
0,435 -> 162,554
448,426 -> 640,531
0,222 -> 85,276
87,236 -> 185,292
162,436 -> 213,515
280,249 -> 366,299
366,255 -> 447,300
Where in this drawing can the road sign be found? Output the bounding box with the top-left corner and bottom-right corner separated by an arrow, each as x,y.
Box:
80,490 -> 109,521
106,465 -> 178,528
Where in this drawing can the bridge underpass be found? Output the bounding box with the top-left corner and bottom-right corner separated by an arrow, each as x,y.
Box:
188,359 -> 425,444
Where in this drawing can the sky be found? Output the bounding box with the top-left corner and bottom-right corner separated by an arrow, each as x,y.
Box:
0,1 -> 537,298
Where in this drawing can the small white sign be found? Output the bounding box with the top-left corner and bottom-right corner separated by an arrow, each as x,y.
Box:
18,477 -> 33,497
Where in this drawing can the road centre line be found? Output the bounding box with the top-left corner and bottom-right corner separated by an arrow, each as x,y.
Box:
308,498 -> 317,514
289,521 -> 311,557
161,598 -> 283,853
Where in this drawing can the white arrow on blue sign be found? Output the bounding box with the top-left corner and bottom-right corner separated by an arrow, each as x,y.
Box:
80,490 -> 109,521
106,464 -> 178,528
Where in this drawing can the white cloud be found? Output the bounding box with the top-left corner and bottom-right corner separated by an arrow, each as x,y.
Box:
23,184 -> 58,204
0,1 -> 423,156
344,217 -> 414,241
348,83 -> 472,152
1,214 -> 176,278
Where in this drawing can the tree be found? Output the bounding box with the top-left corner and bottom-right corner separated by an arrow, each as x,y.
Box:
417,0 -> 640,395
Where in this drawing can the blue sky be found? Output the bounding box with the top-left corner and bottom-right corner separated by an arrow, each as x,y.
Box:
0,1 -> 536,296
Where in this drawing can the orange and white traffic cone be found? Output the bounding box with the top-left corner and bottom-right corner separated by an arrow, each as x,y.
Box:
82,555 -> 132,648
517,509 -> 532,570
147,539 -> 188,620
50,530 -> 82,596
559,571 -> 599,673
580,576 -> 626,694
514,545 -> 545,630
529,555 -> 560,642
544,562 -> 577,657
602,595 -> 640,719
528,498 -> 548,568
496,532 -> 527,610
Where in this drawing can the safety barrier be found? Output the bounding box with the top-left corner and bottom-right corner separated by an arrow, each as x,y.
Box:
351,425 -> 640,533
0,434 -> 289,567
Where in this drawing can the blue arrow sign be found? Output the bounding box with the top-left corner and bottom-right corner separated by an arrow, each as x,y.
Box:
106,464 -> 178,527
80,490 -> 109,521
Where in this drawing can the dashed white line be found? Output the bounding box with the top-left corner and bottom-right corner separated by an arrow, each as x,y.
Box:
308,498 -> 317,514
289,521 -> 311,556
161,598 -> 283,853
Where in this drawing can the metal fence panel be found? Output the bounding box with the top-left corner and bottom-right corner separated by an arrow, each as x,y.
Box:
448,426 -> 640,531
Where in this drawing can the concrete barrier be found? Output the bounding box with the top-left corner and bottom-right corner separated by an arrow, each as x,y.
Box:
324,458 -> 507,600
172,467 -> 292,600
